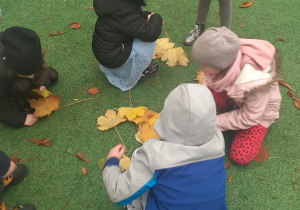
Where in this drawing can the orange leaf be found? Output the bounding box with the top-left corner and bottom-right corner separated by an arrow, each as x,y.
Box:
87,7 -> 93,9
228,175 -> 233,183
88,87 -> 99,95
82,167 -> 88,175
254,145 -> 269,162
10,151 -> 21,163
239,1 -> 255,8
75,152 -> 89,162
194,70 -> 206,85
224,163 -> 231,169
287,91 -> 300,110
139,124 -> 161,141
133,101 -> 139,104
28,138 -> 51,146
27,94 -> 61,117
276,38 -> 285,41
69,22 -> 81,29
279,80 -> 295,91
132,110 -> 157,125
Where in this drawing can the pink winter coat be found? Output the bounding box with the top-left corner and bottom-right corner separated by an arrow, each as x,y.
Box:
204,39 -> 282,131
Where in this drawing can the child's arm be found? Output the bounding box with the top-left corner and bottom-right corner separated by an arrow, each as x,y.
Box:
141,11 -> 151,20
216,90 -> 278,131
102,143 -> 156,205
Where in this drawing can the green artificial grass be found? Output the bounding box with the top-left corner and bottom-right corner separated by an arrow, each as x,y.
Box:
1,0 -> 300,209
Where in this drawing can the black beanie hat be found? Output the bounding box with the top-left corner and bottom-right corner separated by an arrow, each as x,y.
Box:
2,26 -> 43,75
0,150 -> 11,177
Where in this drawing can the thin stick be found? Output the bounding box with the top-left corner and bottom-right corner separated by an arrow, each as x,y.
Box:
264,28 -> 281,35
292,173 -> 295,190
268,157 -> 300,174
20,157 -> 37,162
114,126 -> 127,152
254,179 -> 267,183
126,146 -> 134,157
56,120 -> 61,137
57,98 -> 95,110
128,90 -> 133,108
60,202 -> 68,210
233,21 -> 243,26
71,40 -> 75,52
165,31 -> 174,46
94,95 -> 98,105
207,19 -> 220,26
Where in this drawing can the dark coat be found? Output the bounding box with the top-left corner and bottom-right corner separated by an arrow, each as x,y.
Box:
0,32 -> 27,128
92,0 -> 163,69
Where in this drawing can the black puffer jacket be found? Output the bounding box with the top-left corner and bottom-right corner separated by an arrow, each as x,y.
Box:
0,32 -> 27,128
92,0 -> 163,69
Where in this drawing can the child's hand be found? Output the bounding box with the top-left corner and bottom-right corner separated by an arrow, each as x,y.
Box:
107,145 -> 126,160
147,13 -> 154,22
24,114 -> 39,126
39,86 -> 46,92
2,161 -> 17,179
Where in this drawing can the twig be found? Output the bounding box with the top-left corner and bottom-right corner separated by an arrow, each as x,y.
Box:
165,31 -> 173,45
264,28 -> 281,35
292,198 -> 299,205
174,15 -> 180,20
292,173 -> 295,190
20,157 -> 37,162
233,21 -> 243,26
68,118 -> 77,121
268,157 -> 300,174
207,19 -> 220,26
57,98 -> 95,110
126,146 -> 134,157
94,95 -> 98,105
56,120 -> 61,137
261,17 -> 268,22
114,126 -> 127,152
254,179 -> 267,183
214,12 -> 219,18
128,90 -> 133,108
71,40 -> 76,52
60,202 -> 68,210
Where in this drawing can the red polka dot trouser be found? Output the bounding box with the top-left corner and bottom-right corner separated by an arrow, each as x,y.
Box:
208,87 -> 268,165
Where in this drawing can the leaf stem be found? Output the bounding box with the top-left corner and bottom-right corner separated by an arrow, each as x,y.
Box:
114,126 -> 127,152
128,90 -> 133,108
57,98 -> 95,110
268,157 -> 300,174
126,146 -> 134,157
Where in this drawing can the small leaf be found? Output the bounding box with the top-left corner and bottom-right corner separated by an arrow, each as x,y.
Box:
87,7 -> 93,9
88,87 -> 98,95
10,151 -> 21,164
28,138 -> 51,146
224,163 -> 231,169
254,145 -> 269,162
69,22 -> 81,29
31,89 -> 50,98
239,1 -> 255,8
98,158 -> 106,170
75,152 -> 89,162
279,80 -> 295,91
276,38 -> 285,41
119,155 -> 131,172
82,167 -> 88,175
194,70 -> 206,85
139,124 -> 161,141
287,91 -> 300,109
133,101 -> 139,104
228,175 -> 233,183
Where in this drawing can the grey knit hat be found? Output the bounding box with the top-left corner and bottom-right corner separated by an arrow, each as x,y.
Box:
192,27 -> 240,70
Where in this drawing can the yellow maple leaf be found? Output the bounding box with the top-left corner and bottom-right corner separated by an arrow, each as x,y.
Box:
147,113 -> 160,126
27,94 -> 61,117
118,107 -> 148,121
161,47 -> 189,68
132,110 -> 157,125
139,124 -> 161,141
194,70 -> 206,85
97,110 -> 127,131
153,38 -> 175,59
32,89 -> 50,98
135,131 -> 144,144
117,107 -> 132,120
176,47 -> 189,67
119,155 -> 131,172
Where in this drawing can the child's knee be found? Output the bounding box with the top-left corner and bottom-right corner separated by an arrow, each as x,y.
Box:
230,153 -> 252,165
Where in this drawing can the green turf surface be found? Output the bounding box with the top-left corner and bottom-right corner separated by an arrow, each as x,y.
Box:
1,0 -> 300,209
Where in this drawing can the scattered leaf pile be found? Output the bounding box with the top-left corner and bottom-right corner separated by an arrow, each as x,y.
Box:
254,145 -> 269,162
194,70 -> 206,85
28,138 -> 51,146
239,1 -> 255,8
152,38 -> 189,67
119,155 -> 131,172
27,93 -> 61,117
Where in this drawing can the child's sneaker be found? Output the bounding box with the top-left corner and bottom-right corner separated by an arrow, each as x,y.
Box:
4,164 -> 28,192
138,63 -> 159,83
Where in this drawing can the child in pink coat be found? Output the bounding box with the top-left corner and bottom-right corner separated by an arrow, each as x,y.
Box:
192,27 -> 282,165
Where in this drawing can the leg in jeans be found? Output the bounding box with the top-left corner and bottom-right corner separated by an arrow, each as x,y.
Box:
196,0 -> 213,24
230,124 -> 268,165
218,0 -> 232,28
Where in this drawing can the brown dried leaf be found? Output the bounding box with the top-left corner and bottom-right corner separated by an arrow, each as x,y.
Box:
240,25 -> 243,28
49,30 -> 67,36
287,90 -> 296,100
87,7 -> 93,9
69,22 -> 81,29
133,101 -> 139,104
276,38 -> 285,41
287,91 -> 300,109
88,87 -> 99,95
10,152 -> 21,164
28,138 -> 51,146
81,167 -> 88,175
27,94 -> 61,117
194,70 -> 206,85
254,145 -> 269,162
75,153 -> 89,162
240,1 -> 255,8
279,80 -> 295,91
224,163 -> 231,169
228,175 -> 233,183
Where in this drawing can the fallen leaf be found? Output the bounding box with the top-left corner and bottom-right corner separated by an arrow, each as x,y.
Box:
228,175 -> 233,183
98,158 -> 106,170
79,205 -> 82,209
80,90 -> 84,93
87,7 -> 93,9
133,101 -> 139,104
239,1 -> 255,8
88,87 -> 98,95
194,10 -> 198,13
279,80 -> 295,91
49,30 -> 67,36
68,150 -> 70,153
194,70 -> 206,85
97,110 -> 127,131
276,38 -> 285,41
139,124 -> 161,141
119,155 -> 131,172
152,38 -> 175,59
31,89 -> 50,98
224,163 -> 231,169
10,152 -> 21,163
135,131 -> 144,144
28,138 -> 51,146
240,25 -> 243,28
75,152 -> 89,162
132,111 -> 160,125
287,91 -> 300,109
125,100 -> 128,103
82,167 -> 88,175
69,22 -> 81,29
118,107 -> 148,121
27,94 -> 61,117
254,145 -> 269,162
